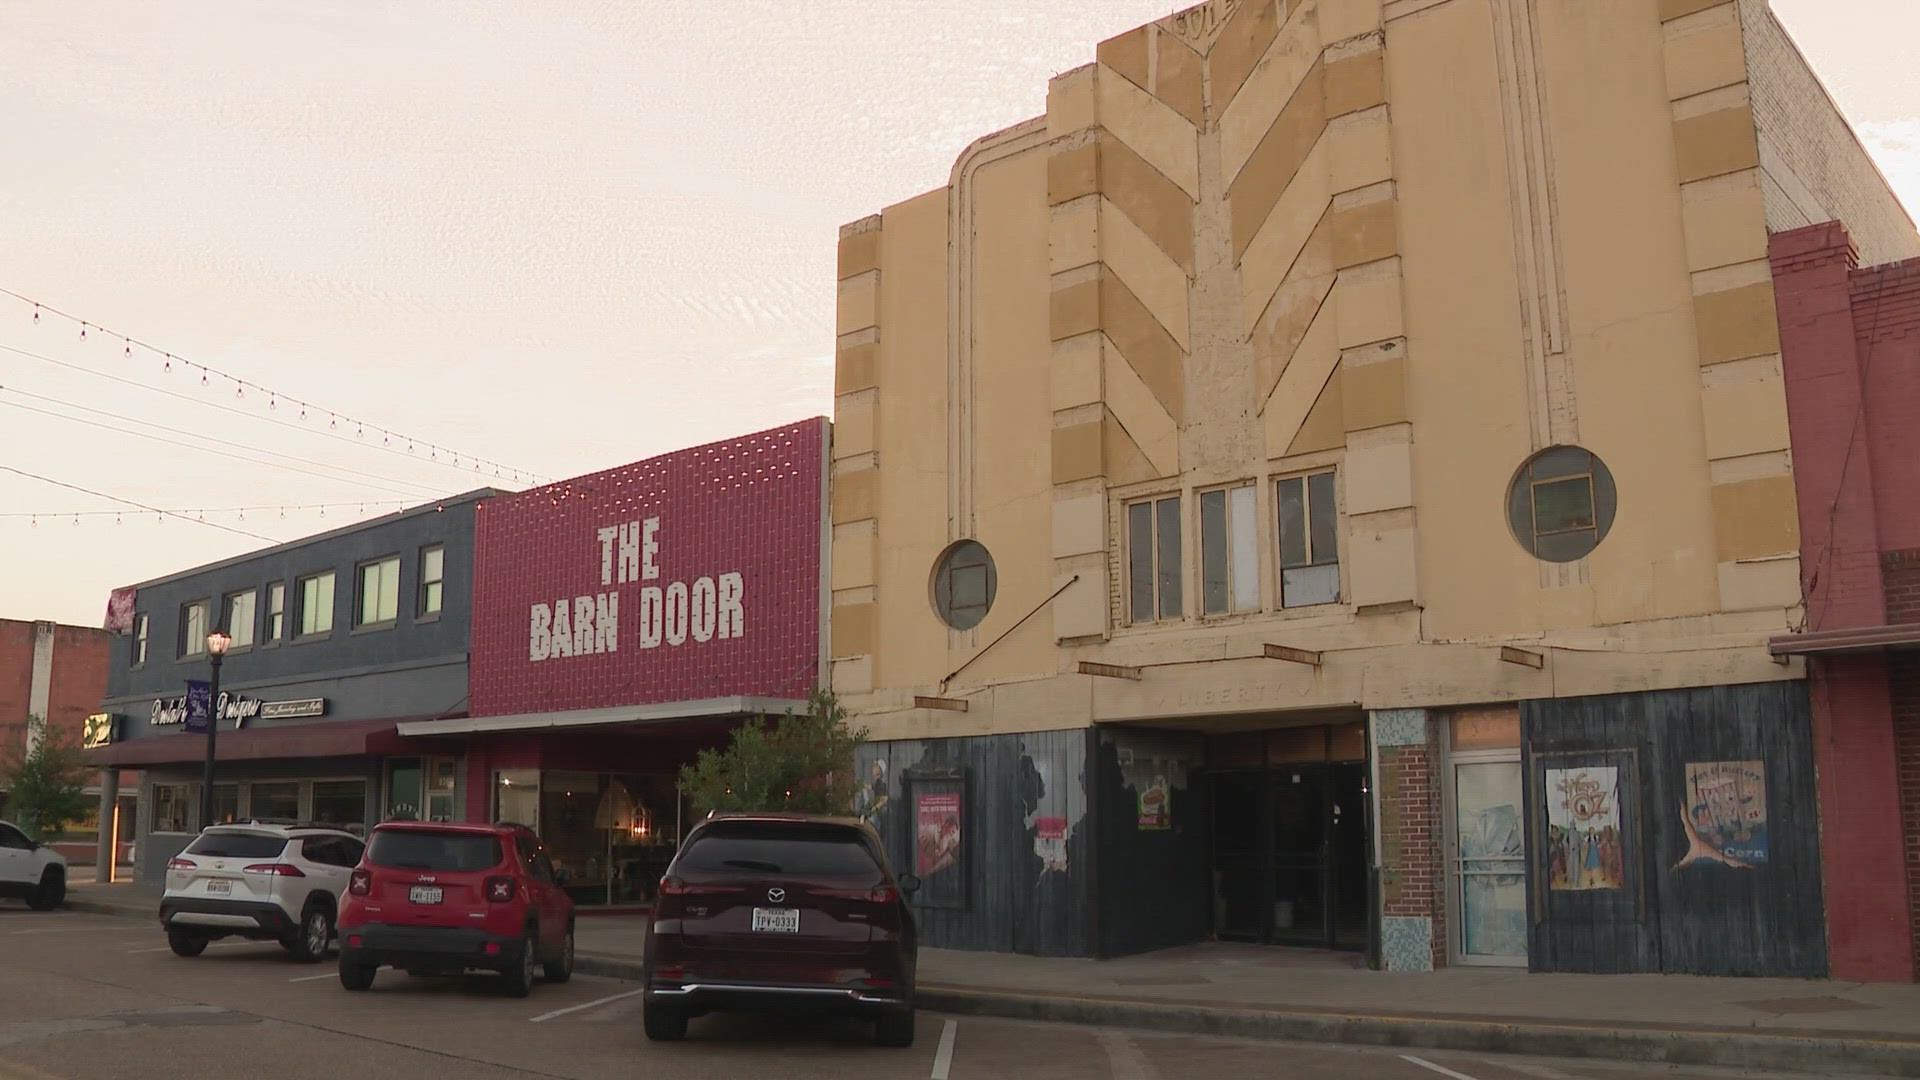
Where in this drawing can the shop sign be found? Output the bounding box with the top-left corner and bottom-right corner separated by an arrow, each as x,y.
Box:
469,418 -> 826,715
152,692 -> 327,730
82,713 -> 115,749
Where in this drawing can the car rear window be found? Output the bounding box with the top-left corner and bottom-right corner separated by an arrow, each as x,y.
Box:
677,824 -> 882,882
367,830 -> 503,872
183,832 -> 287,859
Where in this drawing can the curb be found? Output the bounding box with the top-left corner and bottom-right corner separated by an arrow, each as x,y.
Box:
574,952 -> 1920,1077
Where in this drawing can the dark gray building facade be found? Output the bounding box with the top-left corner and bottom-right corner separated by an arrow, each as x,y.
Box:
89,491 -> 497,884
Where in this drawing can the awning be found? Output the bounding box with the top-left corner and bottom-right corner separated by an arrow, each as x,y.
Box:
395,695 -> 807,738
85,717 -> 412,767
1767,623 -> 1920,658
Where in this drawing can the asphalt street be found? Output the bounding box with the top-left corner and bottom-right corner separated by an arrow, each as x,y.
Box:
0,904 -> 1876,1080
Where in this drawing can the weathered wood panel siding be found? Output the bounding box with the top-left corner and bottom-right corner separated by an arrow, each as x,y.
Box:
856,728 -> 1092,956
1092,729 -> 1210,958
1523,682 -> 1827,977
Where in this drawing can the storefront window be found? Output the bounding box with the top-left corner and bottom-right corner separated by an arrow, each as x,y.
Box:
426,758 -> 458,822
249,781 -> 300,821
313,780 -> 367,831
154,785 -> 191,832
494,769 -> 539,830
534,772 -> 678,904
213,783 -> 240,825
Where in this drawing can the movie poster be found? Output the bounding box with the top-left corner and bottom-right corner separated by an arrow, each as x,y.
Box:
1546,766 -> 1624,891
916,791 -> 962,876
1136,778 -> 1170,830
1034,816 -> 1068,874
1675,760 -> 1768,869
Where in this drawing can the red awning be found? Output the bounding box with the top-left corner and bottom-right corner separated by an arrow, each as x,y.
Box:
1768,622 -> 1920,657
85,717 -> 416,767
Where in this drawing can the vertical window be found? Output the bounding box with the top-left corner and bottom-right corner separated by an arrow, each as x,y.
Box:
180,601 -> 209,657
357,556 -> 401,626
224,590 -> 257,649
267,582 -> 285,641
298,572 -> 336,637
1126,495 -> 1184,624
1277,471 -> 1341,608
1200,485 -> 1260,615
133,614 -> 149,666
419,545 -> 445,617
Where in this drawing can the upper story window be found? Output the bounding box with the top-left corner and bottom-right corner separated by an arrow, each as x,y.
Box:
357,556 -> 401,627
932,540 -> 996,631
298,571 -> 336,637
1277,471 -> 1340,608
1507,446 -> 1617,563
1126,495 -> 1184,624
133,614 -> 149,667
179,600 -> 210,658
267,582 -> 286,641
1200,485 -> 1260,615
419,545 -> 445,617
224,589 -> 257,649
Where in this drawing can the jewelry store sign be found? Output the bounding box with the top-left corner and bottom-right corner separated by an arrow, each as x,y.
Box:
151,694 -> 326,729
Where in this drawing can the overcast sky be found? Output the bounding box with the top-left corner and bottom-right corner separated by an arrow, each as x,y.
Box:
2,1 -> 1914,627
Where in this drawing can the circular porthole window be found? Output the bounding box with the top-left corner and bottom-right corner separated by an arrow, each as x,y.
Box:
931,540 -> 997,631
1506,446 -> 1618,563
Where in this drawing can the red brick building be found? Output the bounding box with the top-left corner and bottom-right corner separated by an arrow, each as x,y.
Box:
1770,221 -> 1920,982
0,619 -> 110,765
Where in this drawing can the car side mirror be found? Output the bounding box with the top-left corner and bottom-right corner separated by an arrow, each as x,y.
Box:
898,874 -> 920,897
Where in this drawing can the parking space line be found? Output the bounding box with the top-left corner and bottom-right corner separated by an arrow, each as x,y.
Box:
528,987 -> 646,1022
1401,1056 -> 1481,1080
931,1018 -> 957,1080
125,942 -> 260,955
289,973 -> 338,983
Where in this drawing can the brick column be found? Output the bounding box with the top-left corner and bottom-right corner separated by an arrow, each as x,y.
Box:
1372,708 -> 1444,971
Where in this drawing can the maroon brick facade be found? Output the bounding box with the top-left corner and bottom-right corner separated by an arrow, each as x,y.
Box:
0,619 -> 109,759
1774,222 -> 1920,982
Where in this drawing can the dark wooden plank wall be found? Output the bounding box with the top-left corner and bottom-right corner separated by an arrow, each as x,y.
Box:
1523,681 -> 1827,977
856,728 -> 1092,956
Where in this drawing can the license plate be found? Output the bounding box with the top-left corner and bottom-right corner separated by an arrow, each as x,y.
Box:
409,886 -> 443,905
204,880 -> 231,896
751,907 -> 799,933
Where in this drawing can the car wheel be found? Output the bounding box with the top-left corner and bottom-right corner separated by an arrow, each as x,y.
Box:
642,1001 -> 688,1041
502,928 -> 536,998
167,930 -> 208,957
542,923 -> 574,984
286,905 -> 332,963
339,960 -> 377,991
875,1007 -> 916,1048
26,867 -> 65,911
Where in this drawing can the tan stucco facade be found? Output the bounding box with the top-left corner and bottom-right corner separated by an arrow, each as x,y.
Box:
831,0 -> 1914,743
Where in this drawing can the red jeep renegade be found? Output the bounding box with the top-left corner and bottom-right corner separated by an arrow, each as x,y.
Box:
336,821 -> 575,997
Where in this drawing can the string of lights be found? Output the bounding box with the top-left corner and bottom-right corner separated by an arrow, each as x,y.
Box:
0,500 -> 409,521
0,287 -> 550,485
0,384 -> 451,499
0,395 -> 448,501
0,466 -> 282,543
1,340 -> 528,489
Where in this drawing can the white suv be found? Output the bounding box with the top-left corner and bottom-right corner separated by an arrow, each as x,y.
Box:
160,822 -> 364,962
0,821 -> 66,910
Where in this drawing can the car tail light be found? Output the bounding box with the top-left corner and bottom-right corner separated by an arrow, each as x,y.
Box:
813,885 -> 898,904
242,863 -> 306,877
166,858 -> 195,872
347,935 -> 363,948
864,976 -> 898,988
348,869 -> 371,896
484,941 -> 502,956
869,886 -> 897,905
653,966 -> 685,982
485,875 -> 516,903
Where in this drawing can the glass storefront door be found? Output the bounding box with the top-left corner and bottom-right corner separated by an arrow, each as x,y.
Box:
1451,758 -> 1528,965
1206,762 -> 1369,949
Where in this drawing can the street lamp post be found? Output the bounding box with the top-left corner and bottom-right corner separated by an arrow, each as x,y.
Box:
198,631 -> 232,830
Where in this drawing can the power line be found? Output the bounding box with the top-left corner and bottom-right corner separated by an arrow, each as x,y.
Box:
0,340 -> 526,489
0,466 -> 281,543
0,395 -> 446,500
1,384 -> 449,497
0,290 -> 549,484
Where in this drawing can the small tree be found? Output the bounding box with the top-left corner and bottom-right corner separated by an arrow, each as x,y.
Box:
0,716 -> 93,842
678,690 -> 867,816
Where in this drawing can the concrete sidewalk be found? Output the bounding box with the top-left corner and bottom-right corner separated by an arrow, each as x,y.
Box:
61,879 -> 1920,1076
